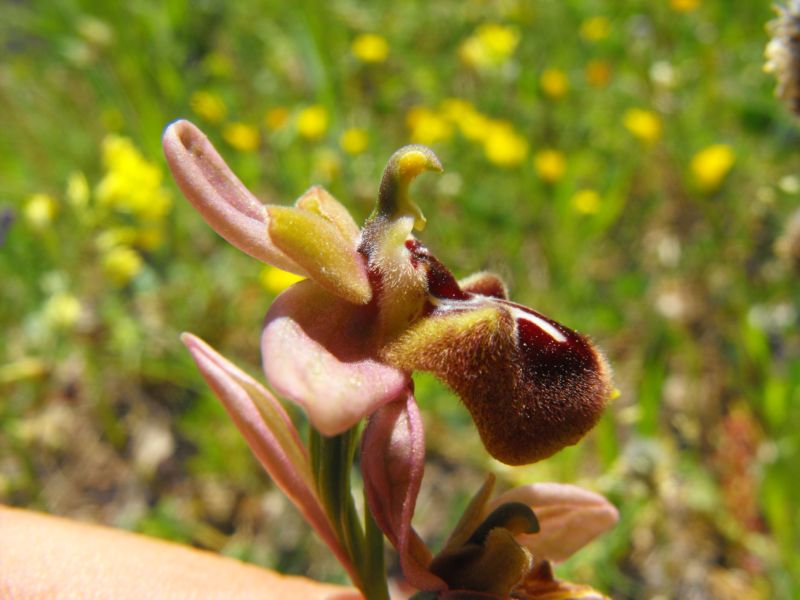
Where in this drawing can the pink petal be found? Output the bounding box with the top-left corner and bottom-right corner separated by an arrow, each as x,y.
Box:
163,120 -> 303,273
361,394 -> 447,592
181,333 -> 355,579
261,280 -> 409,436
486,484 -> 618,564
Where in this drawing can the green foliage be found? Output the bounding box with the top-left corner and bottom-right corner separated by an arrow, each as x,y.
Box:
1,0 -> 798,596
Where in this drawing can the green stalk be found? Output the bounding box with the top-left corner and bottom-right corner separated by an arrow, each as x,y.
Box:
309,426 -> 390,600
363,489 -> 390,600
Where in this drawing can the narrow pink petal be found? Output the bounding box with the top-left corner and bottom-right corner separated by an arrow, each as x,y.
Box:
163,120 -> 303,273
486,484 -> 618,564
361,394 -> 447,592
181,333 -> 355,578
261,280 -> 409,436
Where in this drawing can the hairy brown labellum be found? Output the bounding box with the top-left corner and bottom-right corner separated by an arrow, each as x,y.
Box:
382,242 -> 612,466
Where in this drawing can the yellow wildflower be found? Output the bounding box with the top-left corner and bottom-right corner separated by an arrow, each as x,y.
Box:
136,227 -> 164,250
483,121 -> 528,167
458,109 -> 491,141
351,33 -> 389,63
585,59 -> 612,87
97,224 -> 162,251
540,68 -> 569,99
439,98 -> 493,142
66,171 -> 90,209
459,23 -> 520,69
297,105 -> 329,140
96,135 -> 172,221
439,98 -> 475,122
23,193 -> 58,230
340,128 -> 368,155
572,189 -> 601,214
533,149 -> 566,183
260,265 -> 305,295
580,16 -> 610,42
406,106 -> 453,145
190,91 -> 227,124
623,108 -> 662,144
691,144 -> 735,192
223,122 -> 260,153
102,245 -> 143,286
43,293 -> 82,330
671,0 -> 700,12
96,226 -> 138,251
264,106 -> 289,131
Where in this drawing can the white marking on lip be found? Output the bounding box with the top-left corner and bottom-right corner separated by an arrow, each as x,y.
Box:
508,306 -> 567,343
429,296 -> 568,343
428,295 -> 483,311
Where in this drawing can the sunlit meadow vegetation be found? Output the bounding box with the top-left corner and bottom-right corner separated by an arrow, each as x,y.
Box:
1,0 -> 798,597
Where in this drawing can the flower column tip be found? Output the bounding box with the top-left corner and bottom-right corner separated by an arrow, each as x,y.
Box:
376,145 -> 443,231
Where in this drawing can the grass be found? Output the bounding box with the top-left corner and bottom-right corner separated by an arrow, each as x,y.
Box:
1,0 -> 798,596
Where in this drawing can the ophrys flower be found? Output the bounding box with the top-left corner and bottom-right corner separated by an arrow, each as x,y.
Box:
163,120 -> 613,466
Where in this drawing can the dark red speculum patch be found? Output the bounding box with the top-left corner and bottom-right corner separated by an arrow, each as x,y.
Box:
405,239 -> 469,301
504,300 -> 599,382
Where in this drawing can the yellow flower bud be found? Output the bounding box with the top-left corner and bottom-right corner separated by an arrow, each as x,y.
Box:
571,189 -> 601,214
540,68 -> 569,99
102,245 -> 143,286
533,149 -> 567,183
623,108 -> 662,144
483,122 -> 528,167
297,105 -> 329,140
222,122 -> 260,153
190,91 -> 228,124
23,194 -> 58,230
351,33 -> 389,63
585,59 -> 612,87
580,16 -> 610,41
459,24 -> 519,69
43,293 -> 82,330
66,171 -> 90,209
339,128 -> 368,155
671,0 -> 700,12
406,107 -> 453,145
691,144 -> 735,192
264,106 -> 289,131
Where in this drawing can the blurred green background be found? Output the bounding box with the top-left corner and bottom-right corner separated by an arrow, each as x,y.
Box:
2,0 -> 798,597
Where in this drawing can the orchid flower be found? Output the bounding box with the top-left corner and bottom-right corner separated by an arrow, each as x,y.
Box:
362,395 -> 618,599
163,119 -> 618,599
163,120 -> 612,467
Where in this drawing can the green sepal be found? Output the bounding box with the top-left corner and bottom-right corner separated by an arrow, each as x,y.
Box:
267,205 -> 371,304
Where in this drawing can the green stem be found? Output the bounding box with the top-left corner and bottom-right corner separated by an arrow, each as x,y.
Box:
363,488 -> 390,600
309,426 -> 391,600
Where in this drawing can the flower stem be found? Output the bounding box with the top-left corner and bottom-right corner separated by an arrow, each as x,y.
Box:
310,427 -> 390,600
364,490 -> 390,600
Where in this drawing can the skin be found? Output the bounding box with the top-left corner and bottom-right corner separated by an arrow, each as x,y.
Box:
0,505 -> 359,600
